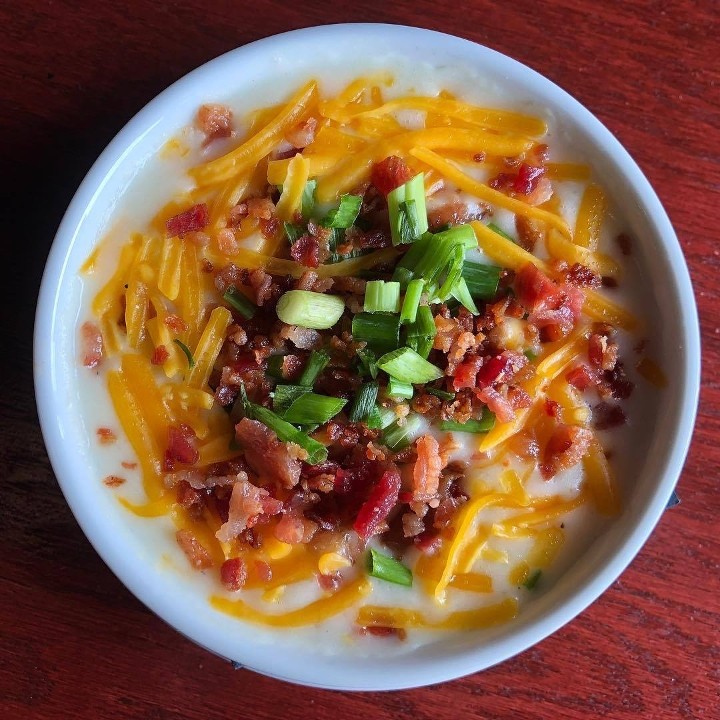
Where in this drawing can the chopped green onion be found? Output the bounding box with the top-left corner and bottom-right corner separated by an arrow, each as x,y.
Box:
366,405 -> 396,430
400,279 -> 424,324
301,179 -> 316,219
523,569 -> 542,590
405,305 -> 437,359
524,349 -> 537,361
487,222 -> 515,242
173,339 -> 195,368
272,384 -> 311,415
391,266 -> 415,289
356,347 -> 379,379
276,290 -> 345,329
284,222 -> 304,245
436,243 -> 465,299
229,381 -> 251,423
364,280 -> 401,313
282,393 -> 347,425
439,408 -> 495,434
462,261 -> 501,300
387,379 -> 414,399
348,381 -> 379,423
451,276 -> 479,314
426,387 -> 455,401
367,548 -> 413,587
321,194 -> 362,229
223,286 -> 256,319
267,354 -> 286,379
297,349 -> 330,386
352,312 -> 401,354
382,414 -> 423,450
435,223 -> 477,250
250,404 -> 328,464
377,347 -> 442,384
388,173 -> 428,246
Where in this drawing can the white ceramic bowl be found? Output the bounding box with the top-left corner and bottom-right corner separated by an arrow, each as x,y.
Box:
34,24 -> 700,690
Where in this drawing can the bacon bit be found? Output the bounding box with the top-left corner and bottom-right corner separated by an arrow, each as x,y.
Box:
532,143 -> 550,163
541,424 -> 593,479
228,323 -> 248,347
514,215 -> 543,252
565,263 -> 602,288
413,435 -> 442,504
290,233 -> 320,268
603,361 -> 634,400
513,164 -> 545,194
217,228 -> 240,256
476,351 -> 528,389
365,442 -> 386,461
371,156 -> 414,196
164,424 -> 199,471
317,571 -> 343,593
414,529 -> 442,555
196,103 -> 233,142
593,402 -> 627,430
80,321 -> 103,368
255,560 -> 273,583
164,314 -> 188,334
333,276 -> 367,294
274,513 -> 312,544
588,333 -> 619,371
566,364 -> 599,390
402,512 -> 425,537
509,432 -> 540,460
176,480 -> 202,509
353,468 -> 402,541
473,152 -> 487,162
215,475 -> 283,543
249,267 -> 273,306
166,203 -> 209,237
362,626 -> 408,640
103,475 -> 125,487
220,557 -> 247,591
151,345 -> 170,365
235,417 -> 301,489
176,529 -> 213,569
246,197 -> 275,220
121,461 -> 138,469
427,198 -> 487,231
515,263 -> 561,313
201,258 -> 214,273
228,202 -> 249,228
488,172 -> 515,192
508,385 -> 533,410
285,117 -> 317,148
545,399 -> 561,418
96,427 -> 117,444
259,216 -> 281,240
475,386 -> 515,424
279,323 -> 321,350
616,232 -> 632,256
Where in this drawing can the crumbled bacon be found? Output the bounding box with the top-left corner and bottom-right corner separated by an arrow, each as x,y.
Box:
235,418 -> 301,489
166,203 -> 209,237
246,197 -> 275,220
513,164 -> 545,194
566,363 -> 599,390
540,424 -> 593,479
565,263 -> 601,288
545,399 -> 561,418
196,103 -> 233,142
164,314 -> 188,334
151,345 -> 170,365
412,435 -> 442,504
515,215 -> 543,252
588,332 -> 619,371
279,323 -> 321,350
402,512 -> 426,538
217,228 -> 239,256
602,361 -> 634,400
476,351 -> 528,389
475,386 -> 515,423
176,529 -> 213,569
164,424 -> 199,471
96,427 -> 117,444
80,321 -> 103,368
220,557 -> 247,591
215,475 -> 283,542
593,402 -> 627,430
176,480 -> 202,509
103,475 -> 125,487
353,467 -> 401,541
249,268 -> 273,306
290,233 -> 320,268
370,156 -> 414,196
427,195 -> 488,230
121,461 -> 138,470
515,263 -> 561,313
285,117 -> 317,148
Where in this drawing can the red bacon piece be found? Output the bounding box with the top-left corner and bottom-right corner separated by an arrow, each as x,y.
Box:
353,468 -> 401,541
475,386 -> 515,423
166,203 -> 209,237
452,356 -> 483,391
515,263 -> 561,313
80,321 -> 103,368
476,351 -> 528,389
289,233 -> 320,268
566,364 -> 600,390
540,424 -> 593,479
164,424 -> 199,471
220,557 -> 247,591
513,164 -> 546,194
371,156 -> 414,196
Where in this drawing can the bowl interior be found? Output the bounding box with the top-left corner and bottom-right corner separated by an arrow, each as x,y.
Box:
34,24 -> 700,690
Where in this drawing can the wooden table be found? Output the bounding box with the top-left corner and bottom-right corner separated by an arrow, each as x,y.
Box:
2,1 -> 718,717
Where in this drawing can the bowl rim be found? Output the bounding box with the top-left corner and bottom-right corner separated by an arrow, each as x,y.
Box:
34,22 -> 701,690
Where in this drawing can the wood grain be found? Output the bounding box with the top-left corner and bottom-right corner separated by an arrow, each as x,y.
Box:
2,1 -> 719,717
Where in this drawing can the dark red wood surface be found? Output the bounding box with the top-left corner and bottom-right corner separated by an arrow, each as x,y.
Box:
2,1 -> 719,717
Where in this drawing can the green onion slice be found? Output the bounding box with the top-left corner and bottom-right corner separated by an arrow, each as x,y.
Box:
387,379 -> 414,400
356,347 -> 379,379
173,339 -> 195,368
439,408 -> 495,434
321,194 -> 362,229
297,349 -> 330,386
366,405 -> 397,430
487,222 -> 515,242
400,278 -> 424,324
301,179 -> 317,219
378,347 -> 442,384
462,261 -> 501,300
367,548 -> 413,587
364,280 -> 401,313
276,290 -> 345,330
272,384 -> 311,415
352,312 -> 401,354
250,404 -> 328,464
382,414 -> 423,450
282,392 -> 347,425
266,354 -> 286,379
388,173 -> 428,246
523,569 -> 542,590
223,286 -> 256,319
348,381 -> 379,423
284,222 -> 304,245
426,387 -> 455,401
451,276 -> 479,314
